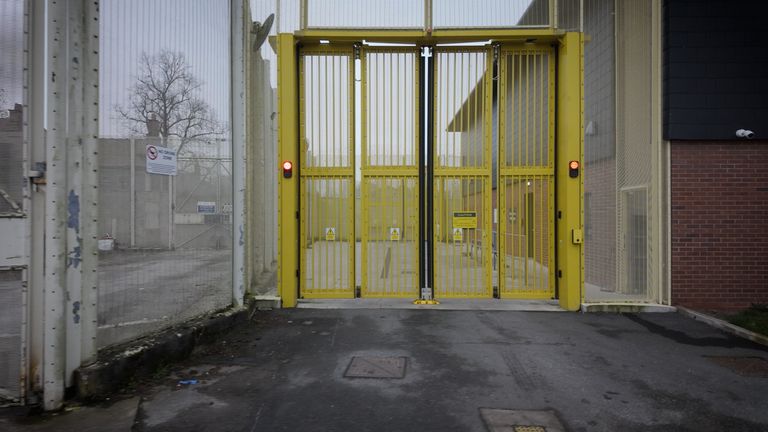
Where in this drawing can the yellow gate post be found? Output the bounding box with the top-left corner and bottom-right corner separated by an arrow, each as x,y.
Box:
278,33 -> 299,307
556,32 -> 584,311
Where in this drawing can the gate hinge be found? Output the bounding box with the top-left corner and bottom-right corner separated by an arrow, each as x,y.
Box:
493,43 -> 501,61
353,43 -> 361,59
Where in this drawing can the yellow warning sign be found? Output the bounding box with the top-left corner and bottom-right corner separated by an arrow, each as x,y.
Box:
452,211 -> 477,229
452,227 -> 463,242
325,227 -> 336,241
389,227 -> 401,241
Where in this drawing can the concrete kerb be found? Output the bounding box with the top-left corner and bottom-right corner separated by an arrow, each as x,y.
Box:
580,303 -> 677,313
677,306 -> 768,348
73,305 -> 250,401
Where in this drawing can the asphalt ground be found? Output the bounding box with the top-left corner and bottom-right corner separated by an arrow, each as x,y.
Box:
3,308 -> 768,431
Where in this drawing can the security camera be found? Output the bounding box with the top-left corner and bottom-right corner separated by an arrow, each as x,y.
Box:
736,129 -> 755,139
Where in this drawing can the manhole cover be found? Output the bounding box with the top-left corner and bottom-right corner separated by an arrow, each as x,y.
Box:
706,356 -> 768,377
344,356 -> 407,379
480,409 -> 566,432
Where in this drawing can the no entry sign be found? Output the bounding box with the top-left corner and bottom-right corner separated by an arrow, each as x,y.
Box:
146,144 -> 177,176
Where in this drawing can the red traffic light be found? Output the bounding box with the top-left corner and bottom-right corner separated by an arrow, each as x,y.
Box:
282,160 -> 293,178
569,160 -> 580,178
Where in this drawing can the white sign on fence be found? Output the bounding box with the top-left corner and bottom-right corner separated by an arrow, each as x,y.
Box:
197,201 -> 216,214
146,144 -> 177,176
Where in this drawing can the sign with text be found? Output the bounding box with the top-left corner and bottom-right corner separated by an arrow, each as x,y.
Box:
452,211 -> 477,229
197,201 -> 216,214
146,144 -> 177,176
452,227 -> 463,242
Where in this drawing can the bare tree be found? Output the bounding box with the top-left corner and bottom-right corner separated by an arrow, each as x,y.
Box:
116,50 -> 222,154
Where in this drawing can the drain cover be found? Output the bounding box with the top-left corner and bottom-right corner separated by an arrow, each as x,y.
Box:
344,356 -> 407,379
706,356 -> 768,377
480,409 -> 566,432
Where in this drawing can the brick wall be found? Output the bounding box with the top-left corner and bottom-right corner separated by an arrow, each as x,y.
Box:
671,141 -> 768,311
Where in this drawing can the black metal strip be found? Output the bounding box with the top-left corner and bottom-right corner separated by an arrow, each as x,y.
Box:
426,46 -> 435,296
418,49 -> 426,293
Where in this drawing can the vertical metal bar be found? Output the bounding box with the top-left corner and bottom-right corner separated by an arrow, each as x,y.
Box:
498,49 -> 506,296
331,57 -> 336,290
424,0 -> 432,31
348,52 -> 355,297
418,50 -> 425,293
427,47 -> 435,297
298,54 -> 307,294
484,48 -> 493,296
300,0 -> 308,30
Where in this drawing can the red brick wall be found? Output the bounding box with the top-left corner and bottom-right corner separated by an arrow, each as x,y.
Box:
671,141 -> 768,311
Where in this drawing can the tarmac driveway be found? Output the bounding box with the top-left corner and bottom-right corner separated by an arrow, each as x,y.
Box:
132,309 -> 768,432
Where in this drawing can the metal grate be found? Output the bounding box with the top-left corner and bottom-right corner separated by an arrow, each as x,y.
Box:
344,356 -> 407,379
514,427 -> 547,432
480,409 -> 566,432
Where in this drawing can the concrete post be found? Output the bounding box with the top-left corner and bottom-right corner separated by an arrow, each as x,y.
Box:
43,0 -> 68,410
231,0 -> 247,307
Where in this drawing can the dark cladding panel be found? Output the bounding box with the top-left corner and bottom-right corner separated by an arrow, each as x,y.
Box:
663,0 -> 768,140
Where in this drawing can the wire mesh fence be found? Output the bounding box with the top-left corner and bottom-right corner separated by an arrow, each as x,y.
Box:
0,0 -> 25,404
96,0 -> 234,347
582,0 -> 664,302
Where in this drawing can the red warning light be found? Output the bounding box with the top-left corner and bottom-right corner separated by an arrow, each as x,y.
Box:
569,160 -> 580,178
282,160 -> 293,178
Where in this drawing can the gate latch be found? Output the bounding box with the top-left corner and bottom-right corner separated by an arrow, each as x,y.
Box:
572,229 -> 583,244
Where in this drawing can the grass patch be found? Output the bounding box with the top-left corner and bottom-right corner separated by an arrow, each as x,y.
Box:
727,304 -> 768,337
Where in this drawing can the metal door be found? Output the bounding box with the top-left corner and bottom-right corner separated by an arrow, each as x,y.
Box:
299,47 -> 355,298
360,48 -> 420,298
498,46 -> 555,299
432,47 -> 493,298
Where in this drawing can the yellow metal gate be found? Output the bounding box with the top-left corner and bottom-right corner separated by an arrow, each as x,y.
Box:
498,46 -> 555,299
433,48 -> 494,298
299,47 -> 355,298
297,43 -> 556,301
360,48 -> 420,298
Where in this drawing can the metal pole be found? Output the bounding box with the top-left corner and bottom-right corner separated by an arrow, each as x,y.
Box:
424,0 -> 433,31
231,0 -> 247,307
426,47 -> 435,297
418,50 -> 426,293
300,0 -> 308,30
130,139 -> 136,247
